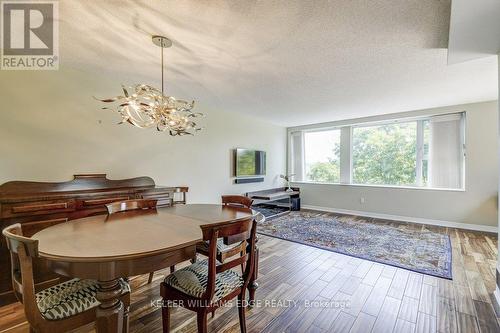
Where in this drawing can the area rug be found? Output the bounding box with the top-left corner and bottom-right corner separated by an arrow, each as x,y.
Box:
252,204 -> 289,218
257,211 -> 452,279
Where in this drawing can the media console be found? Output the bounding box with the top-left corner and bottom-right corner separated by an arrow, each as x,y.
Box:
245,187 -> 300,218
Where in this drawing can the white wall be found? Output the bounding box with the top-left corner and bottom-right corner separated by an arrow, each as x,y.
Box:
0,68 -> 287,203
497,53 -> 500,297
290,101 -> 499,229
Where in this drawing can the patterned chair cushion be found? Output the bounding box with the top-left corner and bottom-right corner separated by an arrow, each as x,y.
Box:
196,238 -> 243,254
164,259 -> 243,301
36,278 -> 130,320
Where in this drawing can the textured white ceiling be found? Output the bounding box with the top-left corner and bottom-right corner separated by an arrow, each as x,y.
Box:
60,0 -> 498,126
448,0 -> 500,64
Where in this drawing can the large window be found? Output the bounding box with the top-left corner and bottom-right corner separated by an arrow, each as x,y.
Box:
352,121 -> 417,186
304,129 -> 341,183
289,112 -> 465,190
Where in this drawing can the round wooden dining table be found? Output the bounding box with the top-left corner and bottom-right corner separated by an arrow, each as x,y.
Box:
31,204 -> 258,333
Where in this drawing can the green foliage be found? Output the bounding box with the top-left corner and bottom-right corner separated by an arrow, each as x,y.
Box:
306,123 -> 417,185
353,123 -> 417,185
308,160 -> 340,183
306,139 -> 341,182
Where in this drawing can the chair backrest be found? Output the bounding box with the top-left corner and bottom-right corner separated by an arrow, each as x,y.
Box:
2,224 -> 42,324
105,199 -> 158,215
221,195 -> 253,209
199,213 -> 258,302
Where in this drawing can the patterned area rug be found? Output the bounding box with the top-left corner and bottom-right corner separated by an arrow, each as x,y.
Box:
257,211 -> 452,279
252,204 -> 289,217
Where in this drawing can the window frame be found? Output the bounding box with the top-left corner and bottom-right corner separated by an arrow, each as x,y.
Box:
302,127 -> 342,184
287,112 -> 466,191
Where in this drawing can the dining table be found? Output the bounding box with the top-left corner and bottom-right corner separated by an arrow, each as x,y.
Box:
31,204 -> 259,333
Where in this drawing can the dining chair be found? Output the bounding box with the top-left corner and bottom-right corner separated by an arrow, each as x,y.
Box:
160,215 -> 258,333
2,224 -> 131,333
221,195 -> 254,209
219,196 -> 263,306
105,198 -> 158,215
195,195 -> 253,265
106,199 -> 159,283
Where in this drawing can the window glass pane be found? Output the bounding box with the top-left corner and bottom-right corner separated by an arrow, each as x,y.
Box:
353,122 -> 417,186
423,120 -> 430,157
422,160 -> 429,186
290,132 -> 304,181
422,120 -> 430,186
427,114 -> 463,189
304,130 -> 341,183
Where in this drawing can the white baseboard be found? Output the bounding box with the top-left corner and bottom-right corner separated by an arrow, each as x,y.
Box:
301,205 -> 498,233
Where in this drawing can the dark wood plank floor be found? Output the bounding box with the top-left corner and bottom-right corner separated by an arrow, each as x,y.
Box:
0,220 -> 498,333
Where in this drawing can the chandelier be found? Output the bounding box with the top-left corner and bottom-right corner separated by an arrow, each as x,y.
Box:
97,35 -> 203,136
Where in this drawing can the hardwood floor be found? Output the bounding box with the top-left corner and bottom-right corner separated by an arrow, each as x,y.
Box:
0,224 -> 498,333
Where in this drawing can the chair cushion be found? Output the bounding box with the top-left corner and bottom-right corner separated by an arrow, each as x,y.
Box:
197,238 -> 242,254
36,278 -> 130,320
163,259 -> 243,301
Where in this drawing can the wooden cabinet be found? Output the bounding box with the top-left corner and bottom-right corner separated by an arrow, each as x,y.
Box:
0,174 -> 188,306
2,199 -> 76,218
139,190 -> 171,206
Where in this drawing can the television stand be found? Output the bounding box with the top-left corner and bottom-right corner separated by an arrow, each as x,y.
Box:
246,187 -> 300,218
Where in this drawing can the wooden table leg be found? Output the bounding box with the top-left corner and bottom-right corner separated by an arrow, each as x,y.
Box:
96,279 -> 124,333
248,246 -> 259,306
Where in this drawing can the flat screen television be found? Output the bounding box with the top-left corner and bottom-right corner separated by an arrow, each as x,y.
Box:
235,148 -> 266,177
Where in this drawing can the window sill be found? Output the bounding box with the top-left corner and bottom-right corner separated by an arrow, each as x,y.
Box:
290,181 -> 466,192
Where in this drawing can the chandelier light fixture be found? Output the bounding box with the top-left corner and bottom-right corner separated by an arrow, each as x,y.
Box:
97,35 -> 203,136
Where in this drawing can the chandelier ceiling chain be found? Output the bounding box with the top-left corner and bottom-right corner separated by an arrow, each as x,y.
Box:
96,35 -> 203,136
